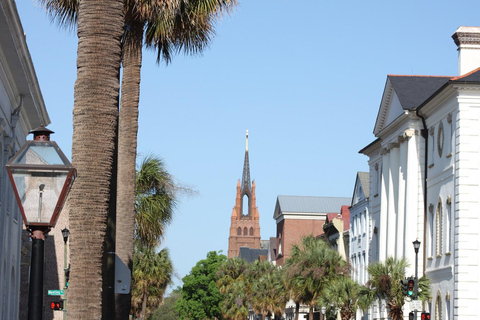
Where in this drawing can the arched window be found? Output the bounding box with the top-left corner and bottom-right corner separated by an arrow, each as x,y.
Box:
243,227 -> 247,236
242,195 -> 249,216
435,293 -> 442,320
249,227 -> 253,236
237,227 -> 241,236
436,199 -> 443,257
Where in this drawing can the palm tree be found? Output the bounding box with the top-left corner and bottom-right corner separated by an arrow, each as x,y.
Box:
61,0 -> 124,318
134,154 -> 177,247
116,1 -> 235,313
131,245 -> 173,319
318,276 -> 361,320
284,235 -> 348,320
358,257 -> 431,320
39,1 -> 236,317
216,258 -> 249,320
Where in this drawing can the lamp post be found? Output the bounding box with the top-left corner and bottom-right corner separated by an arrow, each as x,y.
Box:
6,127 -> 76,320
61,228 -> 69,320
413,239 -> 421,320
321,306 -> 326,320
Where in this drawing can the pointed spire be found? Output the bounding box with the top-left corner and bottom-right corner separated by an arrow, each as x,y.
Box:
241,130 -> 251,193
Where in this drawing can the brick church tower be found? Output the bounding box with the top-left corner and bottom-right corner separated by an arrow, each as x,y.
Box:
227,131 -> 261,258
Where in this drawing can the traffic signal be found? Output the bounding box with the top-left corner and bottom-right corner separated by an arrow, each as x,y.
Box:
50,300 -> 63,310
409,312 -> 414,320
421,312 -> 431,320
400,279 -> 409,296
407,277 -> 415,297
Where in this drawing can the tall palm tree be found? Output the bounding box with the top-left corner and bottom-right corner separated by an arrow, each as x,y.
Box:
358,257 -> 431,320
54,0 -> 125,318
116,1 -> 235,314
131,245 -> 173,319
40,1 -> 236,317
285,235 -> 349,320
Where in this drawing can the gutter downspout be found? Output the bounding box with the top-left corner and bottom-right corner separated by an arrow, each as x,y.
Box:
417,111 -> 428,279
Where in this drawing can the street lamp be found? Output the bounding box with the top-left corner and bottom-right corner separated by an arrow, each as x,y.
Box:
6,127 -> 76,320
321,306 -> 326,320
413,239 -> 421,320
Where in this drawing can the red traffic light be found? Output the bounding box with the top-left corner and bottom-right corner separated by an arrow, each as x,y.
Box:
421,312 -> 431,320
50,300 -> 63,310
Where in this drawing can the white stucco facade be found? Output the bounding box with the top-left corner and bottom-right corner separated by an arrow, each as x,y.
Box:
360,26 -> 480,320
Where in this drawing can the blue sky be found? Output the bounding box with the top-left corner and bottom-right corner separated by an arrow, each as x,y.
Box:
15,0 -> 480,291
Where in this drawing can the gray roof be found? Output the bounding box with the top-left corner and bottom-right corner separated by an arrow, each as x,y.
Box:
238,247 -> 268,263
277,195 -> 351,213
388,75 -> 450,111
357,172 -> 370,199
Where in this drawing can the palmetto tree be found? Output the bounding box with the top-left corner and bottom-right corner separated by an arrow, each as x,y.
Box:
249,263 -> 288,320
134,154 -> 177,247
358,257 -> 431,320
285,235 -> 348,320
47,0 -> 125,318
40,1 -> 236,317
318,276 -> 361,320
131,245 -> 173,319
216,258 -> 249,320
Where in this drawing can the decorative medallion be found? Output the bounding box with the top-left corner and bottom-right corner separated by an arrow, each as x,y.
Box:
437,121 -> 444,158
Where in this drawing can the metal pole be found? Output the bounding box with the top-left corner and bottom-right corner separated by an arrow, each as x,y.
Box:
414,247 -> 419,320
28,230 -> 45,320
63,240 -> 67,320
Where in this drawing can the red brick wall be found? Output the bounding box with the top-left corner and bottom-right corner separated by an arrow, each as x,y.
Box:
276,218 -> 325,266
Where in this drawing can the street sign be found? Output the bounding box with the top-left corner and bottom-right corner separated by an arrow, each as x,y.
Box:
48,290 -> 64,296
410,300 -> 422,311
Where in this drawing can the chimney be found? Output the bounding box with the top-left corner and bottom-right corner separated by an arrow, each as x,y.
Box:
452,26 -> 480,75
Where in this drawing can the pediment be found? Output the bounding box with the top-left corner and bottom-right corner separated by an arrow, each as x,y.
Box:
374,78 -> 404,136
352,172 -> 369,205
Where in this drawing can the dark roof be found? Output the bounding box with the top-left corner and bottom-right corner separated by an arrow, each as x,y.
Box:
388,75 -> 451,111
451,67 -> 480,83
357,172 -> 370,199
238,247 -> 268,263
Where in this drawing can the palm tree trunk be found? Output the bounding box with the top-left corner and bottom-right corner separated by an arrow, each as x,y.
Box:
294,301 -> 300,320
140,291 -> 148,320
115,9 -> 144,319
68,0 -> 124,318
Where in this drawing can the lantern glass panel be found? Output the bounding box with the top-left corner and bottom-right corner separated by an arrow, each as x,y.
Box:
10,142 -> 68,166
10,168 -> 69,225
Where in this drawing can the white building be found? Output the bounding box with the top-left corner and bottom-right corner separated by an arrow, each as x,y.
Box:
0,1 -> 49,319
349,172 -> 371,320
361,26 -> 480,319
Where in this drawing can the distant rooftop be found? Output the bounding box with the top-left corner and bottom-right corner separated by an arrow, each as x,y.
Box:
238,247 -> 268,263
276,195 -> 351,214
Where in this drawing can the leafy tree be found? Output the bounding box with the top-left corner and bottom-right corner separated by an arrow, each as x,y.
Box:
318,276 -> 361,320
358,257 -> 431,320
176,251 -> 227,320
284,235 -> 348,320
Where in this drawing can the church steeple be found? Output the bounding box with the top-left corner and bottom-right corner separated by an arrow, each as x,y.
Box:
241,130 -> 251,193
227,131 -> 261,258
